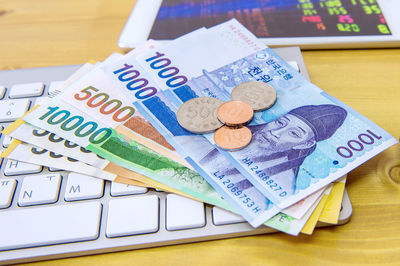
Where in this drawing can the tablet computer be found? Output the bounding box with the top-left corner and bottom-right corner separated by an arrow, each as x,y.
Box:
118,0 -> 400,51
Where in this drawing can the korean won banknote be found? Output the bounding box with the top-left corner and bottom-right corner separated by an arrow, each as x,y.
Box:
162,47 -> 398,208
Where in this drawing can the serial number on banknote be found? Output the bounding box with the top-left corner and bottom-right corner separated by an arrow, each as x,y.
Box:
242,157 -> 287,198
213,170 -> 262,213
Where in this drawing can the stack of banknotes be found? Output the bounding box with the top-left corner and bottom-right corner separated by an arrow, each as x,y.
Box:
2,19 -> 397,235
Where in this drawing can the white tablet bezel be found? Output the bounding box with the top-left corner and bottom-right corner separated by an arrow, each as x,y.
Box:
118,0 -> 400,51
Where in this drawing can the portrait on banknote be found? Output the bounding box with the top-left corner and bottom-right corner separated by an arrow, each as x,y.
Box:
200,104 -> 347,196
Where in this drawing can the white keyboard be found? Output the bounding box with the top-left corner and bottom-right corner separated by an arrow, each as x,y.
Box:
0,48 -> 352,264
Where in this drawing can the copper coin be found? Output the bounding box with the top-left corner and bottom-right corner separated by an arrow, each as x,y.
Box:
216,100 -> 254,126
231,81 -> 277,111
176,97 -> 224,133
214,125 -> 252,151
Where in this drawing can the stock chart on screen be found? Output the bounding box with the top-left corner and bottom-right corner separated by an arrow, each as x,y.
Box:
149,0 -> 392,39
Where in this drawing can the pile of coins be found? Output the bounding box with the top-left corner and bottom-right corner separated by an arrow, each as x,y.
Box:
214,100 -> 254,150
176,81 -> 277,151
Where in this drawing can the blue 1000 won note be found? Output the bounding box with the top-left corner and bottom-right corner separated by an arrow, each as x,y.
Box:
159,47 -> 397,209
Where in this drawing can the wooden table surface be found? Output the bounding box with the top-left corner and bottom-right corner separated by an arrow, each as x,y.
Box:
1,0 -> 400,265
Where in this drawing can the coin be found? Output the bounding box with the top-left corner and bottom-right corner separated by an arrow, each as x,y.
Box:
217,100 -> 254,126
231,81 -> 277,111
214,125 -> 252,151
176,97 -> 224,133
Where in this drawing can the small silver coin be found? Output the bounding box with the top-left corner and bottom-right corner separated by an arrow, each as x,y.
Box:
231,81 -> 277,112
176,97 -> 224,133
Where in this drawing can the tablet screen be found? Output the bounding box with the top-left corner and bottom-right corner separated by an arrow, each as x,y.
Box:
149,0 -> 392,39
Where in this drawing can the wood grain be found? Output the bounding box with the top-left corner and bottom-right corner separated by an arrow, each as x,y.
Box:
1,0 -> 400,265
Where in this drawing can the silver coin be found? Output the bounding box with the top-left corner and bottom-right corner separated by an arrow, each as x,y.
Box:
231,81 -> 277,111
176,97 -> 224,133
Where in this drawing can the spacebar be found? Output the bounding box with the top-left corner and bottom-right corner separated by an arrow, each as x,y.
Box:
0,202 -> 102,251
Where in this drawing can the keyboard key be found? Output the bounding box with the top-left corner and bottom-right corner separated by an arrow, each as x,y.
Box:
0,99 -> 30,122
2,135 -> 13,148
9,82 -> 44,98
0,86 -> 5,99
110,182 -> 148,196
4,159 -> 42,176
65,173 -> 104,201
166,194 -> 205,231
212,207 -> 245,225
0,179 -> 17,209
0,202 -> 102,251
106,195 -> 159,237
48,81 -> 64,95
18,174 -> 61,206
